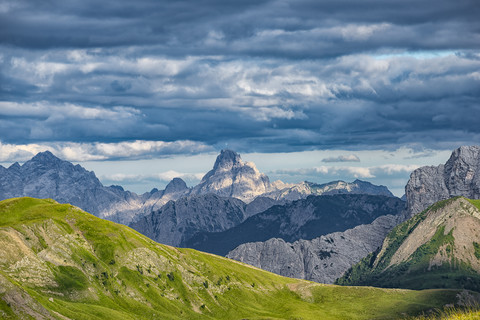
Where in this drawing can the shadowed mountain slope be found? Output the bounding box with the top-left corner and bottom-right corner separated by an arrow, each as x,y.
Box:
185,194 -> 405,256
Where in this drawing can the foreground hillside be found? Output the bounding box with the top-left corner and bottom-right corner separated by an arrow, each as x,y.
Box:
0,197 -> 475,319
337,197 -> 480,291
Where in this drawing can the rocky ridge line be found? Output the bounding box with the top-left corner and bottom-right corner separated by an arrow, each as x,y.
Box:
406,145 -> 480,216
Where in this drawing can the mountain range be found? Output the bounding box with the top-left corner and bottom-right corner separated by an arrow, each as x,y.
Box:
183,194 -> 405,256
226,145 -> 480,286
3,146 -> 480,293
0,151 -> 189,224
0,149 -> 393,226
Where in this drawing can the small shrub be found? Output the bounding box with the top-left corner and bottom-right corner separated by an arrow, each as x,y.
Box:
473,242 -> 480,259
136,265 -> 143,275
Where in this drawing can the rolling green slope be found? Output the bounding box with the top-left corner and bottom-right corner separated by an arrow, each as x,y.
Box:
337,197 -> 480,292
0,197 -> 474,319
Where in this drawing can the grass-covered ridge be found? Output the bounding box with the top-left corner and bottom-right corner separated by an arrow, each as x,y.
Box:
337,197 -> 480,292
0,197 -> 474,319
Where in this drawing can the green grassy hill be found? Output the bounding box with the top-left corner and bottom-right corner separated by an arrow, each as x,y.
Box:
0,197 -> 475,319
337,197 -> 480,292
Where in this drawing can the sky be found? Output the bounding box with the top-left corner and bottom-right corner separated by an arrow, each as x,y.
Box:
1,0 -> 479,196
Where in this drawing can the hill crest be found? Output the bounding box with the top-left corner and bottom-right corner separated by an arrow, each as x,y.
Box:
337,196 -> 480,291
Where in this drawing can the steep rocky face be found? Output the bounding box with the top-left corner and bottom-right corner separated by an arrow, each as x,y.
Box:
185,194 -> 405,256
227,214 -> 401,284
406,145 -> 480,216
130,194 -> 274,247
190,150 -> 272,203
337,197 -> 480,291
0,151 -> 189,224
265,179 -> 393,202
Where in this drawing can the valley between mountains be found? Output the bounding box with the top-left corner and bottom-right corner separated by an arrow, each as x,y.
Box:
2,146 -> 480,318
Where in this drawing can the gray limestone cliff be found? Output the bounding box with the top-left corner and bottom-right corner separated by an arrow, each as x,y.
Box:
406,146 -> 480,216
226,214 -> 401,284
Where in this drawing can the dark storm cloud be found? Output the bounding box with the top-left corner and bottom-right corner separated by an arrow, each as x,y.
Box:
0,0 -> 479,158
2,0 -> 479,55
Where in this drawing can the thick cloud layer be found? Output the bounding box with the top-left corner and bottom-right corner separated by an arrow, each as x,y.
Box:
1,0 -> 479,159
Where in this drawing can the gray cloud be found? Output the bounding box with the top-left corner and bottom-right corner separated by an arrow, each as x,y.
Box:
0,140 -> 212,162
0,0 -> 479,158
322,154 -> 360,163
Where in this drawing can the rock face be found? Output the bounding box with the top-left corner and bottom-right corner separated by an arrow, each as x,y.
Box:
227,214 -> 401,284
0,151 -> 189,224
406,145 -> 480,216
185,194 -> 405,256
190,150 -> 272,203
129,193 -> 272,247
337,197 -> 480,291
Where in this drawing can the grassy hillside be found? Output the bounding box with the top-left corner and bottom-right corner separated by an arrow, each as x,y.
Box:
0,197 -> 475,319
337,197 -> 480,291
412,307 -> 480,320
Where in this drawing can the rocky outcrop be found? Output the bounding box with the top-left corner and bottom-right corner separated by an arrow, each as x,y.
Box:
129,194 -> 272,247
227,214 -> 401,284
405,146 -> 480,216
185,194 -> 405,256
190,150 -> 273,203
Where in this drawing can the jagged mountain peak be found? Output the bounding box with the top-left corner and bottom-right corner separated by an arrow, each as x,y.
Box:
213,149 -> 243,171
191,150 -> 271,203
8,162 -> 21,170
405,145 -> 480,216
30,150 -> 62,163
448,145 -> 480,161
164,177 -> 188,194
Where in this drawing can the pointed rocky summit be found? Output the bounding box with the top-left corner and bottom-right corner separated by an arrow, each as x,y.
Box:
191,150 -> 272,203
405,145 -> 480,216
164,177 -> 188,194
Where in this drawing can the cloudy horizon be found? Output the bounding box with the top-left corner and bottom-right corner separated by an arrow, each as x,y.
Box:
1,0 -> 479,196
